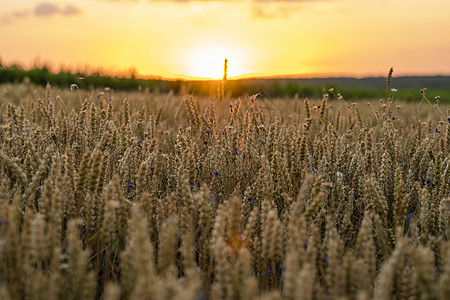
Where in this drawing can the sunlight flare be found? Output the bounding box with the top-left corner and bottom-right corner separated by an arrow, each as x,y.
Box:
184,45 -> 248,79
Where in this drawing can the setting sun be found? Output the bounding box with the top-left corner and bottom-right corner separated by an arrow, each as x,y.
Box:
184,45 -> 249,79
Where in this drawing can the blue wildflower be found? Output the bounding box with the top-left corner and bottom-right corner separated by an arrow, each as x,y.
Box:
204,129 -> 211,135
214,170 -> 220,178
426,179 -> 432,187
355,193 -> 361,200
127,183 -> 133,190
243,171 -> 247,178
190,184 -> 197,190
407,212 -> 415,223
195,166 -> 200,173
137,139 -> 142,148
109,97 -> 113,101
435,126 -> 440,134
242,153 -> 246,160
319,111 -> 324,115
233,148 -> 238,155
278,266 -> 283,276
247,197 -> 253,204
447,117 -> 450,123
322,257 -> 329,266
97,93 -> 102,100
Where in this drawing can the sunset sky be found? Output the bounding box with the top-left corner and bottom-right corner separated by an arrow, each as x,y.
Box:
1,0 -> 450,79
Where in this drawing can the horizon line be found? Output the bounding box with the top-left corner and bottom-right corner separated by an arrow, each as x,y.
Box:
2,63 -> 450,81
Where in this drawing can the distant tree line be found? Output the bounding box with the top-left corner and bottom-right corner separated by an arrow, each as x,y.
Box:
0,64 -> 448,101
0,65 -> 176,93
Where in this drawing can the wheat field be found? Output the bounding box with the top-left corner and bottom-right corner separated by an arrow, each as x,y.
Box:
0,82 -> 449,300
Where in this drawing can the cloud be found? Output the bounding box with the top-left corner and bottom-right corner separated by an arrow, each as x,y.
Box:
1,2 -> 82,25
34,3 -> 60,17
250,0 -> 310,19
251,6 -> 290,19
62,5 -> 82,16
34,3 -> 82,17
97,0 -> 312,19
0,16 -> 12,25
0,9 -> 29,25
12,10 -> 29,18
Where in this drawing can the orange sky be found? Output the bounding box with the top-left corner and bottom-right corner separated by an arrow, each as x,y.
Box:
1,0 -> 450,79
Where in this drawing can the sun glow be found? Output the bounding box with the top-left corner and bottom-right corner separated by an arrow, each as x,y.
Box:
184,45 -> 248,79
